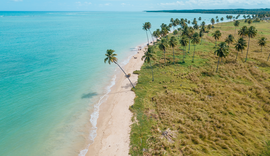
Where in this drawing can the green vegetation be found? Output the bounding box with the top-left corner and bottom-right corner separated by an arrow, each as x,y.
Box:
146,8 -> 270,15
129,19 -> 270,155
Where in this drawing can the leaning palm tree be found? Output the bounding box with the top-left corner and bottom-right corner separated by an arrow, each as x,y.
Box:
179,36 -> 189,63
142,46 -> 156,81
104,49 -> 135,88
212,30 -> 222,47
168,36 -> 178,65
234,37 -> 247,61
245,26 -> 257,62
225,34 -> 235,47
214,42 -> 229,72
258,37 -> 267,52
143,22 -> 150,45
191,33 -> 200,63
233,20 -> 240,36
159,38 -> 168,65
199,29 -> 204,45
161,27 -> 169,37
146,22 -> 154,43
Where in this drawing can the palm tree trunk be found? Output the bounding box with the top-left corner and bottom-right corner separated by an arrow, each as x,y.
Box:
173,47 -> 175,65
216,57 -> 220,72
234,27 -> 236,36
150,62 -> 154,81
261,46 -> 262,52
145,31 -> 149,46
188,38 -> 191,52
236,50 -> 239,61
114,61 -> 135,88
164,50 -> 166,66
267,53 -> 270,62
245,37 -> 250,62
192,45 -> 196,63
183,47 -> 185,63
200,38 -> 202,45
148,29 -> 155,44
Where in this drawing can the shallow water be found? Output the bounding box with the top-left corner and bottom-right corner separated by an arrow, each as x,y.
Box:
0,11 -> 238,156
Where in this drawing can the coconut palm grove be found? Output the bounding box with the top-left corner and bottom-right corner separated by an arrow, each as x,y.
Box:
105,13 -> 270,155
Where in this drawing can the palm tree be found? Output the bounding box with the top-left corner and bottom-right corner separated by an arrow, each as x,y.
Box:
225,34 -> 235,47
234,37 -> 247,60
233,20 -> 240,36
199,29 -> 204,45
258,37 -> 267,52
245,26 -> 257,62
180,36 -> 189,63
159,38 -> 168,65
212,30 -> 222,47
199,17 -> 202,21
168,36 -> 178,65
214,42 -> 229,72
191,33 -> 200,63
160,27 -> 169,37
188,27 -> 194,53
142,46 -> 156,81
211,18 -> 215,26
221,17 -> 224,21
248,19 -> 253,26
104,49 -> 135,88
146,22 -> 154,43
207,24 -> 212,31
201,21 -> 206,27
201,26 -> 206,33
238,26 -> 248,37
142,22 -> 149,45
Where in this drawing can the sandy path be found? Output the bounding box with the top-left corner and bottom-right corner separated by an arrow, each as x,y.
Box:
85,46 -> 146,156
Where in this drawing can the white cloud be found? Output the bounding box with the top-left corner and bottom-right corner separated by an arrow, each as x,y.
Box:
159,1 -> 184,6
104,3 -> 110,6
76,1 -> 92,6
12,0 -> 23,2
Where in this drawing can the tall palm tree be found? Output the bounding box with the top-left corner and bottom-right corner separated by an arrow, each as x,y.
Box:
146,22 -> 154,43
159,38 -> 168,65
234,37 -> 247,60
233,20 -> 240,36
207,24 -> 212,31
225,34 -> 235,47
221,17 -> 224,21
199,29 -> 204,45
201,21 -> 206,27
214,42 -> 229,72
180,36 -> 189,63
191,33 -> 200,63
143,22 -> 150,45
212,30 -> 222,47
188,27 -> 194,53
248,19 -> 253,26
211,18 -> 215,26
258,37 -> 267,52
104,49 -> 135,88
142,46 -> 156,81
238,26 -> 248,37
245,26 -> 257,62
168,36 -> 178,65
160,27 -> 169,37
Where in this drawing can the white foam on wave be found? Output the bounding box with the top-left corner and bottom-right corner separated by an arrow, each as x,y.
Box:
78,75 -> 116,156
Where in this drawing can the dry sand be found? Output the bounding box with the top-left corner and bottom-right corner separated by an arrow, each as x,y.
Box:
85,45 -> 147,156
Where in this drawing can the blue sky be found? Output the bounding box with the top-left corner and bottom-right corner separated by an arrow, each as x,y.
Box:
1,0 -> 270,11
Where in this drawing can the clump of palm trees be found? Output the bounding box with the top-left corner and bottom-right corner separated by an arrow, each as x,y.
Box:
104,16 -> 268,87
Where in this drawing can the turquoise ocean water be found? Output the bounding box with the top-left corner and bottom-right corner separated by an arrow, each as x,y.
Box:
0,12 -> 237,156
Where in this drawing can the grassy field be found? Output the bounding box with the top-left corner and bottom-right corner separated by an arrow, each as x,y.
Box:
129,20 -> 270,156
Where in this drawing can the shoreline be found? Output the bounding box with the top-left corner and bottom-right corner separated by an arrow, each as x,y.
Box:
84,43 -> 148,156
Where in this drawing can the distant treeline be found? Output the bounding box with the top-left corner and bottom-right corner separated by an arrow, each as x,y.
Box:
146,9 -> 270,16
